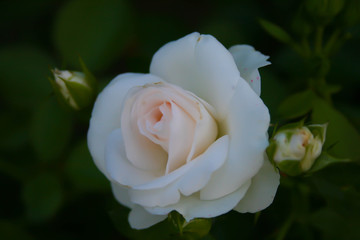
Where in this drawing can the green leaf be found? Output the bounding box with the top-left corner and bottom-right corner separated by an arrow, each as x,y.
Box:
259,19 -> 293,44
183,218 -> 212,239
30,98 -> 72,161
312,98 -> 360,161
65,141 -> 109,192
278,90 -> 316,119
0,45 -> 54,109
308,123 -> 328,142
53,0 -> 133,72
22,173 -> 63,222
307,152 -> 351,174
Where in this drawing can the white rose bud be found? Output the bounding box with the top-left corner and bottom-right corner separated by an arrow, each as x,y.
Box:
268,123 -> 327,175
51,69 -> 94,110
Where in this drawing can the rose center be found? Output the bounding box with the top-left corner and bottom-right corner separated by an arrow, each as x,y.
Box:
138,101 -> 172,150
121,82 -> 218,174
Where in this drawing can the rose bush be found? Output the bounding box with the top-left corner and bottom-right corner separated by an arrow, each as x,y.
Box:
87,32 -> 279,229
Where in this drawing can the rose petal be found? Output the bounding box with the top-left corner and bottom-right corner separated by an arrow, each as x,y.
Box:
145,179 -> 251,222
186,97 -> 218,163
121,88 -> 168,172
200,79 -> 270,200
111,182 -> 134,208
88,73 -> 164,176
234,156 -> 279,213
150,32 -> 241,119
128,205 -> 167,230
128,136 -> 229,207
166,101 -> 196,173
229,45 -> 270,96
105,129 -> 160,186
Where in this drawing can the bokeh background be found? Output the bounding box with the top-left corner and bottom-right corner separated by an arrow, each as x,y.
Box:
1,0 -> 360,239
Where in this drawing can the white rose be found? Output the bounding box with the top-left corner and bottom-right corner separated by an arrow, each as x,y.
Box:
87,32 -> 279,229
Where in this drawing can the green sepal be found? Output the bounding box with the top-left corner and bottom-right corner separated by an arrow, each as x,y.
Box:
79,56 -> 97,92
275,119 -> 305,133
277,160 -> 302,176
168,211 -> 212,239
306,152 -> 351,175
182,218 -> 212,239
266,140 -> 278,168
63,80 -> 93,110
308,123 -> 328,143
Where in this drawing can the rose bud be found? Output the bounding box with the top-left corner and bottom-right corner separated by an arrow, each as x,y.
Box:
268,123 -> 327,176
50,69 -> 94,110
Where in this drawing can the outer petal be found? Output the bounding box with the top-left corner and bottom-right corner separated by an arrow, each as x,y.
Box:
111,182 -> 134,208
229,45 -> 270,96
150,32 -> 241,119
234,157 -> 279,213
128,205 -> 167,230
145,180 -> 251,222
128,136 -> 229,207
200,79 -> 270,200
87,73 -> 163,176
105,129 -> 162,186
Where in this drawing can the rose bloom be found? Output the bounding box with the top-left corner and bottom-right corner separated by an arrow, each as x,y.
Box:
88,32 -> 279,229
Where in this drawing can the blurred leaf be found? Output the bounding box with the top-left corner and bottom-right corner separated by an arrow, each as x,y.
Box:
135,15 -> 186,59
310,208 -> 360,240
340,0 -> 360,27
53,0 -> 133,72
0,158 -> 28,182
307,152 -> 351,174
200,20 -> 244,47
305,0 -> 345,24
278,89 -> 316,119
65,140 -> 109,192
259,19 -> 293,44
312,98 -> 360,161
0,220 -> 33,240
22,173 -> 63,222
210,212 -> 254,240
260,70 -> 287,122
30,98 -> 72,161
312,173 -> 360,220
0,46 -> 54,109
0,113 -> 28,151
